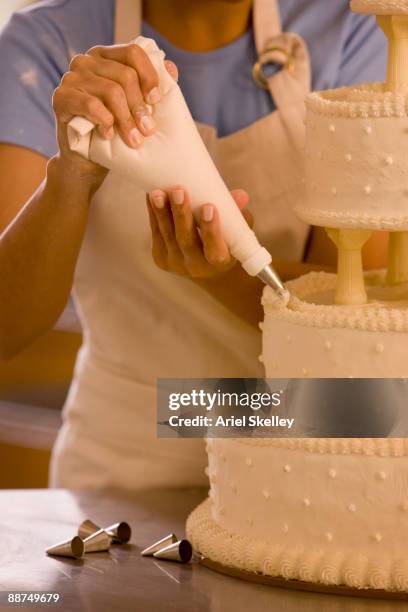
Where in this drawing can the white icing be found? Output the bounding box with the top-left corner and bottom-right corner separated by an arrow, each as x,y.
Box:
262,271 -> 408,377
351,0 -> 408,15
231,437 -> 408,457
297,85 -> 408,229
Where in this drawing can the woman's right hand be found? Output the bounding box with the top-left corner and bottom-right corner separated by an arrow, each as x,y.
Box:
52,43 -> 178,186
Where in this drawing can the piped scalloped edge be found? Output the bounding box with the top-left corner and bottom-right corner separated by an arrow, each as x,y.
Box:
294,205 -> 408,231
351,0 -> 408,15
262,271 -> 408,332
305,83 -> 408,118
187,499 -> 408,592
206,437 -> 408,457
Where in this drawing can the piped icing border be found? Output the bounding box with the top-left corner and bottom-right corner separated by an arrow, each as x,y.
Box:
305,83 -> 408,118
294,206 -> 408,231
351,0 -> 408,15
206,437 -> 408,457
262,271 -> 408,332
186,499 -> 408,592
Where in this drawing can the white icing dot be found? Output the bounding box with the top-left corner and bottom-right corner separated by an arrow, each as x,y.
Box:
345,153 -> 352,162
328,468 -> 337,478
286,335 -> 292,343
400,500 -> 408,511
263,489 -> 270,500
247,517 -> 254,526
204,466 -> 209,476
376,470 -> 387,480
246,458 -> 253,467
348,503 -> 357,513
258,355 -> 264,363
258,322 -> 264,331
283,464 -> 292,473
328,124 -> 336,132
375,343 -> 384,354
325,532 -> 333,542
325,340 -> 332,350
331,187 -> 337,196
364,125 -> 372,134
303,498 -> 311,507
373,532 -> 382,543
301,367 -> 309,376
364,185 -> 372,195
283,523 -> 289,534
385,155 -> 394,165
317,151 -> 323,159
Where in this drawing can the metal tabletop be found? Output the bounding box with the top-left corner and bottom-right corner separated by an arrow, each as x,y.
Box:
0,488 -> 405,612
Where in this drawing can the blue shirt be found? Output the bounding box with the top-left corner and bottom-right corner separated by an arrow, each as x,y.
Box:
0,0 -> 387,157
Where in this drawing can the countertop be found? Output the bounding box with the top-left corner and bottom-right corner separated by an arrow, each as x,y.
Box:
0,488 -> 405,612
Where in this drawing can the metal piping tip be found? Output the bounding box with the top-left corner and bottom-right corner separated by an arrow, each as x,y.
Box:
78,519 -> 132,544
152,539 -> 193,563
83,529 -> 111,553
78,519 -> 100,540
257,264 -> 289,304
46,536 -> 84,559
105,522 -> 132,544
141,533 -> 178,557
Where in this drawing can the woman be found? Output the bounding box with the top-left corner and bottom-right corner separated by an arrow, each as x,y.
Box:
0,0 -> 387,489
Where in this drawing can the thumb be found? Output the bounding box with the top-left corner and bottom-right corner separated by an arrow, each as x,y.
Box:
165,60 -> 179,82
230,189 -> 249,211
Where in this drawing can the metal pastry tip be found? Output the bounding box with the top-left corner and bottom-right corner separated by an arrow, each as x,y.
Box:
257,264 -> 289,304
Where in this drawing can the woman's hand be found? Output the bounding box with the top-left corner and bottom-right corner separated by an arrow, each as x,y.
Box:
52,42 -> 177,187
147,187 -> 252,279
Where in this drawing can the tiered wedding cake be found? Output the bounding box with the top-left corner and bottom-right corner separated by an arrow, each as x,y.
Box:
187,0 -> 408,594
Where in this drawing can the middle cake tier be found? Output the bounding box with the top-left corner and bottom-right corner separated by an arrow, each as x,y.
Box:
262,270 -> 408,378
295,83 -> 408,230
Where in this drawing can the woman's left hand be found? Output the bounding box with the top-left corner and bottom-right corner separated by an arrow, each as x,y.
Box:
146,187 -> 252,279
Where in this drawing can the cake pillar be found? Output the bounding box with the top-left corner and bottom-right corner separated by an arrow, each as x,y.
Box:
377,14 -> 408,283
377,15 -> 408,92
326,228 -> 371,305
387,231 -> 408,284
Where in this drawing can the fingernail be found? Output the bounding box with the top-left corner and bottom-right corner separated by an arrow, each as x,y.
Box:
130,128 -> 143,147
202,205 -> 214,222
172,189 -> 184,205
147,86 -> 160,105
150,191 -> 164,209
140,114 -> 156,134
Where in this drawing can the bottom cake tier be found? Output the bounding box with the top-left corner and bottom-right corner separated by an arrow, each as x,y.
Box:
186,438 -> 408,592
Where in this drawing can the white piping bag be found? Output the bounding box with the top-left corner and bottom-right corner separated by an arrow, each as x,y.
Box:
67,37 -> 287,302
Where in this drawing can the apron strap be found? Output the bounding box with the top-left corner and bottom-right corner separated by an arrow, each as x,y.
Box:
253,0 -> 283,56
253,0 -> 311,150
114,0 -> 142,44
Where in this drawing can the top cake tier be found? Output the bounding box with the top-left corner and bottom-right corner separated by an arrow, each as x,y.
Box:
295,83 -> 408,230
351,0 -> 408,14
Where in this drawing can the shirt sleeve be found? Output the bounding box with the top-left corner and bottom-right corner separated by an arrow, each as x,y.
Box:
0,10 -> 68,159
335,12 -> 387,87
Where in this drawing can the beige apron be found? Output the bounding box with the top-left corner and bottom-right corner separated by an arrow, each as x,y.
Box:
49,0 -> 310,490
